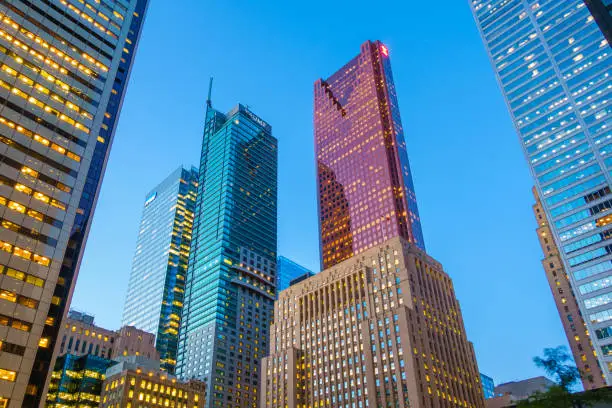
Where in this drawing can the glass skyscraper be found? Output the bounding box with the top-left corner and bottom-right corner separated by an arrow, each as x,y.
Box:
0,1 -> 148,406
122,165 -> 198,374
46,354 -> 113,408
314,40 -> 425,269
177,100 -> 278,408
471,0 -> 612,384
480,373 -> 495,399
276,256 -> 313,293
261,40 -> 484,408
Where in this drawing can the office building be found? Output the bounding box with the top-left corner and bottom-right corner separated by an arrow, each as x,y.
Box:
58,310 -> 118,360
122,165 -> 198,373
45,354 -> 113,408
100,356 -> 206,408
533,188 -> 605,388
177,97 -> 278,408
0,0 -> 149,406
471,0 -> 612,384
46,312 -> 158,407
277,256 -> 313,293
481,373 -> 496,399
56,310 -> 158,361
261,237 -> 485,408
314,40 -> 425,269
260,40 -> 483,408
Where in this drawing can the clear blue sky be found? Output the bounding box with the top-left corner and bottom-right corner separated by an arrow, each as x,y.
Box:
72,0 -> 568,386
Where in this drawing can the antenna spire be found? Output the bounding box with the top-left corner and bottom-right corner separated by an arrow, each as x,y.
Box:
206,77 -> 213,107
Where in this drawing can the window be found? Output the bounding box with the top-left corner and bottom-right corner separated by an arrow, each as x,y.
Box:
0,290 -> 16,303
0,368 -> 16,382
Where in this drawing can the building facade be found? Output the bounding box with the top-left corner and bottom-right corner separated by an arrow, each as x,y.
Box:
34,0 -> 150,405
177,101 -> 278,408
0,0 -> 149,405
314,40 -> 425,269
481,373 -> 496,399
100,355 -> 206,408
56,309 -> 158,360
45,354 -> 113,408
470,0 -> 612,383
122,165 -> 198,373
533,188 -> 606,388
261,237 -> 484,408
277,256 -> 313,293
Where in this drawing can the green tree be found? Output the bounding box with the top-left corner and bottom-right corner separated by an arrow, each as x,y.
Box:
517,346 -> 612,408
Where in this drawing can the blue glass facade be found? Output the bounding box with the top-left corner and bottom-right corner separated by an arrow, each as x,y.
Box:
277,256 -> 313,293
471,0 -> 612,383
480,373 -> 495,399
45,354 -> 113,408
122,166 -> 198,374
177,102 -> 278,408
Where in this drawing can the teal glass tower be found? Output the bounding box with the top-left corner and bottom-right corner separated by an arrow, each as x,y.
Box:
177,90 -> 278,408
122,166 -> 198,374
277,256 -> 313,293
471,0 -> 612,384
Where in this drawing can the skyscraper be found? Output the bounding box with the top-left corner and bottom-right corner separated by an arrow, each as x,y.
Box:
0,1 -> 148,406
122,166 -> 198,374
260,40 -> 484,408
480,373 -> 495,399
276,256 -> 313,293
533,188 -> 605,389
314,40 -> 424,269
470,0 -> 612,384
177,96 -> 278,408
261,238 -> 485,408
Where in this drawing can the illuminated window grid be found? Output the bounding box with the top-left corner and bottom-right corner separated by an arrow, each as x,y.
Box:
0,0 -> 145,406
314,41 -> 424,270
471,0 -> 612,383
177,104 -> 277,407
121,166 -> 198,375
261,237 -> 484,408
98,370 -> 206,408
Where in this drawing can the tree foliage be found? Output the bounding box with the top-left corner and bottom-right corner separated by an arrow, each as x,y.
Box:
533,346 -> 580,391
516,346 -> 612,408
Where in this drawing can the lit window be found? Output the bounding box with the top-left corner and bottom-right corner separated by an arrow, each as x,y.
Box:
0,368 -> 16,382
0,290 -> 16,303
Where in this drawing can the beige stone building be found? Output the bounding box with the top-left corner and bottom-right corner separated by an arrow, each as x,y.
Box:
99,356 -> 206,408
261,236 -> 484,408
55,310 -> 158,361
532,188 -> 606,389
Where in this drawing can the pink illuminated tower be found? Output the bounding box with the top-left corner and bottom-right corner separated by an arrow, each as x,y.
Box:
315,40 -> 424,269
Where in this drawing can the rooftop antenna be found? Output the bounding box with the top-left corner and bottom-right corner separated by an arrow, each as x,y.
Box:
206,77 -> 213,107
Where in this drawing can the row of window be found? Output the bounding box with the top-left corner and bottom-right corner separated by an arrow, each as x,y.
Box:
0,173 -> 67,211
0,312 -> 31,332
0,238 -> 50,266
578,276 -> 611,295
0,288 -> 38,309
0,195 -> 62,228
569,244 -> 612,267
